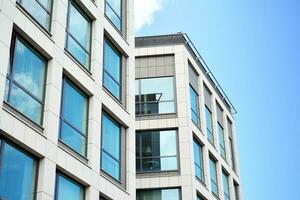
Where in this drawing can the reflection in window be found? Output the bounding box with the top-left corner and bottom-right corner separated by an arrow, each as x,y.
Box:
190,85 -> 200,126
17,0 -> 52,30
222,171 -> 230,200
0,140 -> 38,200
137,188 -> 180,200
5,36 -> 46,125
136,130 -> 178,172
55,173 -> 84,200
101,112 -> 121,181
59,78 -> 88,156
103,39 -> 122,100
209,157 -> 218,196
193,139 -> 204,182
218,123 -> 226,159
66,1 -> 91,69
105,0 -> 122,31
205,106 -> 214,145
135,77 -> 175,115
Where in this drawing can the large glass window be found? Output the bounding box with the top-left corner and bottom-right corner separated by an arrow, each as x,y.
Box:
218,123 -> 226,159
222,171 -> 230,200
17,0 -> 53,30
66,1 -> 91,69
137,188 -> 180,200
193,139 -> 204,182
135,77 -> 175,115
55,173 -> 84,200
205,106 -> 214,145
103,39 -> 122,100
105,0 -> 122,31
5,35 -> 47,125
101,112 -> 121,181
190,85 -> 200,126
136,130 -> 178,172
0,139 -> 38,200
59,78 -> 88,156
209,157 -> 218,196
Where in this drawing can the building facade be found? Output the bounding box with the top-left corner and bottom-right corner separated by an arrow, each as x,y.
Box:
0,0 -> 136,200
135,34 -> 242,200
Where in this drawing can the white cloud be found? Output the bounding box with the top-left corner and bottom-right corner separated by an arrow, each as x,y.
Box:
135,0 -> 169,31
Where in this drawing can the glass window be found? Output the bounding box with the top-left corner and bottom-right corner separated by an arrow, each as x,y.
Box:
17,0 -> 52,30
66,1 -> 91,69
137,188 -> 180,200
101,112 -> 121,181
55,173 -> 84,200
0,140 -> 38,200
136,130 -> 178,172
5,36 -> 46,125
103,39 -> 122,100
60,78 -> 88,156
135,77 -> 175,115
222,171 -> 230,200
193,139 -> 204,182
205,106 -> 214,145
105,0 -> 122,31
218,123 -> 226,159
190,85 -> 200,126
209,157 -> 218,196
229,138 -> 235,170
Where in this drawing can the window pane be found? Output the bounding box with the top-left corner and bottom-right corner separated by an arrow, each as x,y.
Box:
67,35 -> 90,68
193,140 -> 204,181
141,157 -> 177,172
105,0 -> 121,30
0,142 -> 37,200
103,72 -> 120,99
13,38 -> 46,100
222,172 -> 230,200
17,0 -> 51,30
101,151 -> 120,180
56,174 -> 84,200
209,158 -> 218,195
190,86 -> 200,125
10,83 -> 42,124
218,124 -> 226,159
140,102 -> 175,115
60,121 -> 86,155
205,107 -> 214,144
62,80 -> 87,133
137,188 -> 180,200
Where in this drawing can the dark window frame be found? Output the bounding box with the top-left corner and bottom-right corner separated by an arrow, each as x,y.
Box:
193,138 -> 205,183
5,32 -> 48,127
209,156 -> 219,196
104,0 -> 123,33
218,122 -> 226,160
205,106 -> 214,145
58,77 -> 89,157
189,84 -> 200,127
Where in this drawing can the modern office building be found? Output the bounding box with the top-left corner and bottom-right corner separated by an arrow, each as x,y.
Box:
135,33 -> 242,200
0,0 -> 136,200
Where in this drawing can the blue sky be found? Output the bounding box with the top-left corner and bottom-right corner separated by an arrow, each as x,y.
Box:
136,0 -> 300,199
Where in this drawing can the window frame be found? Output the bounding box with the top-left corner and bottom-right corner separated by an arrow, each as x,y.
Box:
209,156 -> 219,196
135,76 -> 176,116
100,111 -> 122,182
16,0 -> 54,33
193,138 -> 205,183
189,84 -> 200,127
205,106 -> 214,145
137,188 -> 182,200
136,129 -> 179,173
218,122 -> 226,160
104,0 -> 123,33
0,138 -> 39,200
222,170 -> 230,200
102,38 -> 123,102
5,32 -> 47,127
59,77 -> 89,157
65,0 -> 92,71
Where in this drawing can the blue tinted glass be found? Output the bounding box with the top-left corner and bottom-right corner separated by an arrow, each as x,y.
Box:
218,124 -> 226,158
205,107 -> 213,133
105,2 -> 121,30
137,188 -> 180,200
13,39 -> 46,100
103,72 -> 120,99
190,86 -> 199,125
209,158 -> 218,195
101,151 -> 120,180
60,121 -> 86,155
222,172 -> 230,198
56,174 -> 84,200
17,0 -> 52,30
193,140 -> 204,180
0,142 -> 37,200
10,83 -> 42,124
106,0 -> 121,15
67,35 -> 90,68
62,80 -> 87,133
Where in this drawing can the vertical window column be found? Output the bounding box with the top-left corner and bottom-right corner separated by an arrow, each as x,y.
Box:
193,139 -> 204,182
190,85 -> 200,127
217,103 -> 226,159
227,118 -> 236,171
209,156 -> 218,196
222,171 -> 230,200
204,85 -> 214,145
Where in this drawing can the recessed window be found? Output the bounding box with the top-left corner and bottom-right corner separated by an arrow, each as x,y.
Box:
0,139 -> 38,200
190,85 -> 200,126
135,77 -> 175,115
101,112 -> 121,181
222,171 -> 230,200
55,172 -> 84,200
17,0 -> 53,30
218,123 -> 226,159
234,181 -> 240,200
209,157 -> 218,196
59,78 -> 88,156
5,34 -> 47,125
136,130 -> 178,172
103,39 -> 122,100
193,139 -> 204,182
137,188 -> 180,200
66,1 -> 91,69
105,0 -> 122,31
205,106 -> 214,145
228,118 -> 236,171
